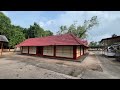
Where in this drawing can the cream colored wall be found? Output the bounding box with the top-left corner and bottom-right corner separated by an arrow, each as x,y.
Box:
22,47 -> 28,53
77,46 -> 87,58
76,46 -> 80,57
84,48 -> 87,54
29,46 -> 36,54
56,46 -> 73,58
43,46 -> 54,56
81,46 -> 83,55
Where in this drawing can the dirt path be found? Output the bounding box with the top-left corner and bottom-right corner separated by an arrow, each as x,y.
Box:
80,52 -> 102,71
81,51 -> 120,79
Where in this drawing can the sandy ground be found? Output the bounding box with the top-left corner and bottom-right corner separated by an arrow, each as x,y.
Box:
81,51 -> 120,79
0,58 -> 78,79
0,51 -> 102,79
81,52 -> 102,71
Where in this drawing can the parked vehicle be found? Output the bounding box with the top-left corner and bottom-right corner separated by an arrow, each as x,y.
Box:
104,44 -> 120,57
114,44 -> 120,61
105,46 -> 115,56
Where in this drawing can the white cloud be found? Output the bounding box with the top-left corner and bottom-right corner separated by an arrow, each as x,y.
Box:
46,20 -> 55,25
40,11 -> 105,33
39,21 -> 45,27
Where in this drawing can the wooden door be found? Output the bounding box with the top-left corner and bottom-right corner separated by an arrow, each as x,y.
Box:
37,46 -> 43,56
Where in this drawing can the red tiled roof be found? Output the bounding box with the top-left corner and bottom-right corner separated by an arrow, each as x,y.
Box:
16,33 -> 88,47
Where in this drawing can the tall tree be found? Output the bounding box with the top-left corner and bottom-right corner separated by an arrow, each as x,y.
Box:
27,22 -> 45,38
9,25 -> 25,48
0,12 -> 54,48
57,26 -> 67,35
0,12 -> 11,38
27,22 -> 53,38
89,41 -> 98,47
22,28 -> 29,39
44,30 -> 53,36
57,16 -> 99,39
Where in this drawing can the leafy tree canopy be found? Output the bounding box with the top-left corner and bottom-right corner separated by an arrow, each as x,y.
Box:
57,16 -> 99,39
0,12 -> 53,48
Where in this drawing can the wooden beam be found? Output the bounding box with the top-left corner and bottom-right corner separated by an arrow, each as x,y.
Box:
73,46 -> 77,59
83,46 -> 84,55
80,46 -> 81,56
0,42 -> 3,56
21,46 -> 23,54
54,46 -> 56,57
41,46 -> 43,56
28,46 -> 29,54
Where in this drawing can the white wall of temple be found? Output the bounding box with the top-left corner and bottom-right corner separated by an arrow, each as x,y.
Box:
56,46 -> 73,58
21,45 -> 87,58
43,46 -> 54,56
22,46 -> 28,53
29,46 -> 36,54
76,46 -> 80,57
81,46 -> 83,55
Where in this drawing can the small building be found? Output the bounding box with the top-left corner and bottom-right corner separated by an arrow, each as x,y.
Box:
100,35 -> 120,56
0,35 -> 9,55
100,36 -> 120,48
16,34 -> 88,60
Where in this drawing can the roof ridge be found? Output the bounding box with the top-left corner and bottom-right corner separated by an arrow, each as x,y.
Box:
27,33 -> 72,40
27,34 -> 63,40
26,36 -> 52,40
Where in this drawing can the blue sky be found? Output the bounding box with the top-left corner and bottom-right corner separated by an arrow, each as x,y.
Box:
1,11 -> 120,42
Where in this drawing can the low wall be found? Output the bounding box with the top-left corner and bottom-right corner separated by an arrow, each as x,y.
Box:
0,49 -> 15,52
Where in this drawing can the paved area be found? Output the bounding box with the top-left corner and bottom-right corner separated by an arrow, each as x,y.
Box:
81,51 -> 120,79
1,51 -> 120,79
0,57 -> 78,79
0,51 -> 102,79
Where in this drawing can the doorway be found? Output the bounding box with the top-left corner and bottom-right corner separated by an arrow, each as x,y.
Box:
37,46 -> 43,56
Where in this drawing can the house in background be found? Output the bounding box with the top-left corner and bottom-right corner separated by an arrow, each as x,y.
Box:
100,35 -> 120,56
100,36 -> 120,48
16,34 -> 88,60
